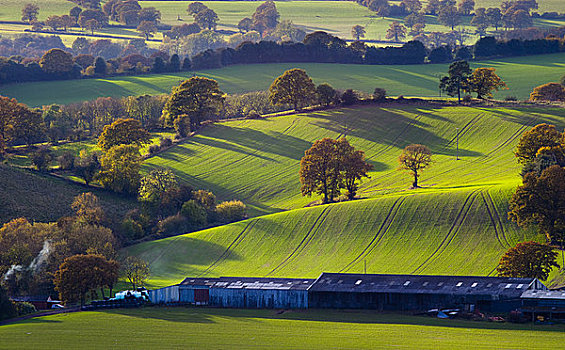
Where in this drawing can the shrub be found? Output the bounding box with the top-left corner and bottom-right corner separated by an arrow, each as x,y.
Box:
340,89 -> 358,106
159,137 -> 173,148
462,95 -> 472,103
530,83 -> 565,102
193,190 -> 216,211
0,285 -> 16,320
246,110 -> 261,119
373,88 -> 387,101
14,302 -> 36,316
58,151 -> 75,170
121,218 -> 145,240
148,144 -> 160,154
156,214 -> 189,236
180,200 -> 207,225
505,95 -> 518,101
216,200 -> 246,223
173,114 -> 191,137
31,146 -> 53,171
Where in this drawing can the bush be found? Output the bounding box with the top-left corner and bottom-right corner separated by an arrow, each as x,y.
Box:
156,214 -> 189,236
0,285 -> 16,320
505,95 -> 518,101
193,190 -> 216,211
31,146 -> 53,171
159,137 -> 173,148
216,200 -> 246,223
58,151 -> 75,170
173,114 -> 191,137
14,302 -> 36,316
245,110 -> 261,119
373,88 -> 387,102
180,200 -> 207,225
340,89 -> 358,106
121,218 -> 145,240
462,95 -> 472,103
148,144 -> 160,154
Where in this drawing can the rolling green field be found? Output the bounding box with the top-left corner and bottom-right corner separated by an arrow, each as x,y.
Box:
1,308 -> 564,349
126,104 -> 565,288
2,52 -> 565,107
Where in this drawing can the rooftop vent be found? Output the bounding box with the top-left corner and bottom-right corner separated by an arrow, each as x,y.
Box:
517,284 -> 524,289
471,283 -> 478,288
505,284 -> 512,289
403,281 -> 411,286
355,280 -> 363,285
438,282 -> 444,286
422,282 -> 429,287
456,282 -> 463,287
303,281 -> 309,284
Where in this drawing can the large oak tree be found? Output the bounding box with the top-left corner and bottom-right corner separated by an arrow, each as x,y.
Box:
269,68 -> 316,111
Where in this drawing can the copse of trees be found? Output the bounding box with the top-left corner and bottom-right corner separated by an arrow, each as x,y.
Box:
440,60 -> 506,102
300,138 -> 373,204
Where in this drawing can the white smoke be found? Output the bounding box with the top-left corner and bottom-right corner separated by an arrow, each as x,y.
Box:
3,241 -> 51,280
28,241 -> 51,275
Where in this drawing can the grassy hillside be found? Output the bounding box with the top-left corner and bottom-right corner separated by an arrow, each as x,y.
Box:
144,105 -> 565,215
0,164 -> 137,224
127,104 -> 565,288
1,308 -> 564,349
3,52 -> 564,107
127,186 -> 540,288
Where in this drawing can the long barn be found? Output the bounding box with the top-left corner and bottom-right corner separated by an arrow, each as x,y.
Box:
148,273 -> 547,312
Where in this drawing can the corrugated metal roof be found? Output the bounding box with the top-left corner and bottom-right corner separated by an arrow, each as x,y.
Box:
521,290 -> 565,300
308,273 -> 541,298
179,277 -> 315,291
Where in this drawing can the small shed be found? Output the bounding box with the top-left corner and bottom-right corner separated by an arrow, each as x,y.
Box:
520,290 -> 565,320
308,273 -> 546,312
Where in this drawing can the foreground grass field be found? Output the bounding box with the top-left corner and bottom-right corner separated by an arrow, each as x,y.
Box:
3,52 -> 564,107
1,308 -> 564,349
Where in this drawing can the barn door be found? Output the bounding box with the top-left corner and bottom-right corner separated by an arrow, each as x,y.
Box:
194,289 -> 209,304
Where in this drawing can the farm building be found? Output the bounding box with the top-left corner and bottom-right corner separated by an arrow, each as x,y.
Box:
149,277 -> 315,309
308,273 -> 546,312
148,273 -> 548,312
520,290 -> 565,320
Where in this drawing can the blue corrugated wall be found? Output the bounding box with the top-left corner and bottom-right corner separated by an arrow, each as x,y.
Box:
209,289 -> 308,309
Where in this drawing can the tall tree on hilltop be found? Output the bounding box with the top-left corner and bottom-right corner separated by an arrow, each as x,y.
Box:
398,144 -> 433,188
269,68 -> 317,111
466,67 -> 507,99
162,77 -> 225,129
439,60 -> 472,103
21,3 -> 39,24
300,138 -> 343,204
97,118 -> 150,151
337,138 -> 373,200
351,25 -> 366,41
386,21 -> 407,42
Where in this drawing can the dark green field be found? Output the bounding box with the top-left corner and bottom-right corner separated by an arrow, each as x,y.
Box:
2,53 -> 565,107
1,308 -> 564,349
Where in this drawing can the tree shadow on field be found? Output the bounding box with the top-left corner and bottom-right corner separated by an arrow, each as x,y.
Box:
309,106 -> 482,158
195,124 -> 313,161
481,107 -> 565,129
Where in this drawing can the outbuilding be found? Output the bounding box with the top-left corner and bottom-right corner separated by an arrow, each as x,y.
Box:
308,273 -> 546,312
149,277 -> 315,309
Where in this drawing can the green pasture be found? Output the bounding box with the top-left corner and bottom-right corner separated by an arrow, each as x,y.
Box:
1,308 -> 564,349
0,0 -> 73,22
128,185 -> 541,288
2,52 -> 565,107
128,105 -> 565,288
144,105 -> 565,214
